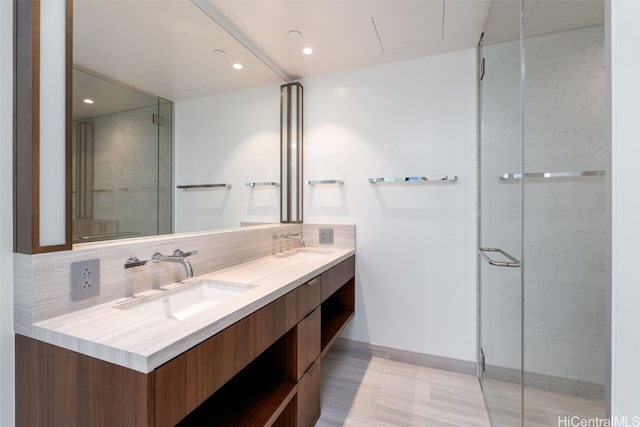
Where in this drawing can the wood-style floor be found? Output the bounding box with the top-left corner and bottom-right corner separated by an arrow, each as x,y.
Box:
316,344 -> 606,426
316,344 -> 491,426
482,378 -> 606,427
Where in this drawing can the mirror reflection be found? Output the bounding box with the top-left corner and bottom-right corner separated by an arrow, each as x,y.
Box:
72,0 -> 285,243
72,69 -> 172,242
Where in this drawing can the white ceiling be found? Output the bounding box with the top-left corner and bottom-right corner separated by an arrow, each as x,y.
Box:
207,0 -> 493,80
73,0 -> 604,116
73,0 -> 283,105
73,68 -> 158,120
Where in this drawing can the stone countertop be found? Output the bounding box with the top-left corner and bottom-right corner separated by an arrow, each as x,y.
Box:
28,247 -> 355,373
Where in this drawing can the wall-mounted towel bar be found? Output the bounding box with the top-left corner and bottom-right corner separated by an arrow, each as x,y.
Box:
368,176 -> 458,183
176,184 -> 232,189
500,170 -> 605,180
75,231 -> 140,242
307,179 -> 344,185
245,181 -> 279,187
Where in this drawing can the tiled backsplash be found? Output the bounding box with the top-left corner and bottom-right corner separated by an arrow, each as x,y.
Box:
14,223 -> 354,334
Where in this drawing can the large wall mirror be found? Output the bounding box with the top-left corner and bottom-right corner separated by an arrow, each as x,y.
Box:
72,0 -> 287,243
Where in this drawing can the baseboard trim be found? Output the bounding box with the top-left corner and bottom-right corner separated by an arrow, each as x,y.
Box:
332,338 -> 476,376
485,364 -> 605,400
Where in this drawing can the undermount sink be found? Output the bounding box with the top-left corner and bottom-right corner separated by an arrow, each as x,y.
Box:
118,279 -> 255,321
274,248 -> 334,261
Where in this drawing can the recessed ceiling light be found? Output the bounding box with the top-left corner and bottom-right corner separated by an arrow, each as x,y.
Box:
232,63 -> 244,70
302,47 -> 313,55
212,49 -> 226,56
83,98 -> 94,104
288,30 -> 302,38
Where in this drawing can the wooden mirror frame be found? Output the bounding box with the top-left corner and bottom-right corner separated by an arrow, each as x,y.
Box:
14,0 -> 73,254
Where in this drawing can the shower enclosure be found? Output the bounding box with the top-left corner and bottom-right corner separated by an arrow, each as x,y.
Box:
72,69 -> 173,242
478,1 -> 607,425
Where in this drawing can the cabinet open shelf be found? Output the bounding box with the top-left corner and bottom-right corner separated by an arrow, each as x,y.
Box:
176,379 -> 295,426
177,329 -> 297,427
321,278 -> 355,356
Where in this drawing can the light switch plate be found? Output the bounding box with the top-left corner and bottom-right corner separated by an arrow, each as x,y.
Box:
71,259 -> 100,300
319,228 -> 334,244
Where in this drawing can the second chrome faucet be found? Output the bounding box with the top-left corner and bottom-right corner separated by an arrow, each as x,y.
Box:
152,249 -> 198,279
273,232 -> 306,248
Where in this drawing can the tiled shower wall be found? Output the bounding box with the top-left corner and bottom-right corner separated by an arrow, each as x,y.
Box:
523,25 -> 607,388
72,103 -> 172,240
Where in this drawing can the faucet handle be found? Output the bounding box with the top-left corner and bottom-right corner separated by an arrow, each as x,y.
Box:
124,257 -> 148,269
173,249 -> 198,257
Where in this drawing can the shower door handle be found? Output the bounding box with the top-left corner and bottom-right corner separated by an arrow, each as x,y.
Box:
479,247 -> 521,267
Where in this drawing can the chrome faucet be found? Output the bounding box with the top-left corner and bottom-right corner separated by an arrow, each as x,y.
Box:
152,249 -> 198,279
273,232 -> 306,248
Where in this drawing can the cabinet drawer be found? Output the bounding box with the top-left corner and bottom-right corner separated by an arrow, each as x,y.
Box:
297,359 -> 321,427
297,307 -> 320,380
298,277 -> 321,321
321,256 -> 355,301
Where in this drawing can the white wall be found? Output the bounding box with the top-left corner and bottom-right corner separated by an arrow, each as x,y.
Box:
175,50 -> 476,361
610,0 -> 640,417
303,50 -> 478,362
0,0 -> 15,424
174,84 -> 281,232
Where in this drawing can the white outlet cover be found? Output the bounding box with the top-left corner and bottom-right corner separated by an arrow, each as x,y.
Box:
319,228 -> 334,244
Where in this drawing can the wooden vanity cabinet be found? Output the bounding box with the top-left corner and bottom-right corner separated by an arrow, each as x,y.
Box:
155,289 -> 299,427
321,256 -> 355,302
15,255 -> 356,427
295,306 -> 321,427
297,359 -> 321,427
296,307 -> 321,380
294,255 -> 355,427
173,328 -> 298,426
297,277 -> 321,321
15,334 -> 155,427
320,256 -> 356,356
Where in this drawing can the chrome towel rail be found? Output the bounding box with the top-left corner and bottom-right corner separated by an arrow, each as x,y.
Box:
500,170 -> 605,180
176,183 -> 232,189
307,179 -> 344,185
368,176 -> 458,183
479,247 -> 521,268
245,181 -> 279,187
75,231 -> 140,242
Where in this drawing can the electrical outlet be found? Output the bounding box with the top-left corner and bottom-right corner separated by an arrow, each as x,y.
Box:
319,228 -> 334,244
71,259 -> 100,300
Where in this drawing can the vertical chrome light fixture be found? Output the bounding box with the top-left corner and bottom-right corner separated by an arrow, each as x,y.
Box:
280,82 -> 303,223
75,123 -> 94,219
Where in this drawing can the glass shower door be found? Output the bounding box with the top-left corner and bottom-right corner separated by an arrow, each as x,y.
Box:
478,2 -> 523,424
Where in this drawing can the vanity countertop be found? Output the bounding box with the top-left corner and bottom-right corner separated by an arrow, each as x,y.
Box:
27,247 -> 355,373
